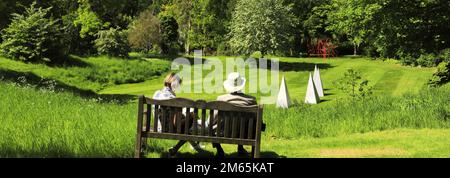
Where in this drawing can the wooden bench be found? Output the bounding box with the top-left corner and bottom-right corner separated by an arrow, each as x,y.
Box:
134,95 -> 264,158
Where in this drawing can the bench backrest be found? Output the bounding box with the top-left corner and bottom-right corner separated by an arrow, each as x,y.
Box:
137,95 -> 263,140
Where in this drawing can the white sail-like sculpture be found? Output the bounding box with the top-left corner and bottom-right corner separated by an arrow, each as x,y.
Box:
276,76 -> 292,108
313,65 -> 324,97
305,73 -> 320,104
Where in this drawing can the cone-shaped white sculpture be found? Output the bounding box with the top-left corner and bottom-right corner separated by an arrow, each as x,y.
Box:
305,73 -> 320,104
276,76 -> 292,108
313,65 -> 324,97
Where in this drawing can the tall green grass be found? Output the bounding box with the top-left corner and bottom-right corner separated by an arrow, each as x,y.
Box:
0,55 -> 171,92
264,85 -> 450,139
0,79 -> 448,157
0,82 -> 137,157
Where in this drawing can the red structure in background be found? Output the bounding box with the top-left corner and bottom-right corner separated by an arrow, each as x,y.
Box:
307,38 -> 337,59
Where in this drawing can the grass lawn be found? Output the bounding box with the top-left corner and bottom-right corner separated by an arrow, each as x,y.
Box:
147,128 -> 450,158
0,54 -> 448,158
0,55 -> 170,92
0,77 -> 448,157
100,56 -> 435,103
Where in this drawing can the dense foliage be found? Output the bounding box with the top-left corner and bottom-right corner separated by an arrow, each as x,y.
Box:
128,8 -> 160,53
229,0 -> 293,57
94,28 -> 130,58
0,2 -> 65,63
0,0 -> 449,74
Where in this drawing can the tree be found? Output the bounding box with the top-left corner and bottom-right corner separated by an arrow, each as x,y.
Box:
158,10 -> 179,55
94,27 -> 130,58
334,69 -> 372,98
326,0 -> 381,55
285,0 -> 330,56
0,2 -> 65,63
0,0 -> 34,33
169,0 -> 194,54
128,8 -> 160,52
229,0 -> 293,57
74,0 -> 108,39
188,0 -> 215,53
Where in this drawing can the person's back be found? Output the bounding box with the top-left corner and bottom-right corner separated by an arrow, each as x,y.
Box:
211,72 -> 258,157
216,92 -> 257,107
152,72 -> 203,156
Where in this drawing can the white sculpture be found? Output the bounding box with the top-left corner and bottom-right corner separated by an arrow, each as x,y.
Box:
276,76 -> 292,108
313,65 -> 324,97
305,73 -> 320,104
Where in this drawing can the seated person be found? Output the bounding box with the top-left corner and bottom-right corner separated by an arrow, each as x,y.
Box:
153,73 -> 203,156
211,72 -> 257,158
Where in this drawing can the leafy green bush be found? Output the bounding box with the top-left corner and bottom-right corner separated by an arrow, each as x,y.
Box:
0,2 -> 65,63
94,28 -> 130,58
417,53 -> 440,67
429,62 -> 450,87
128,8 -> 160,52
400,49 -> 450,67
439,48 -> 450,63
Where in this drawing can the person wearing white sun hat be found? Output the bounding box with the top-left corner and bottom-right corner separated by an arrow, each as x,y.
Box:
211,72 -> 257,158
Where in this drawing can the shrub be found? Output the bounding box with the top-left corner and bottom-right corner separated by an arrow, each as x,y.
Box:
429,61 -> 450,87
334,69 -> 373,98
94,28 -> 130,58
439,48 -> 450,63
417,53 -> 440,67
128,8 -> 160,52
0,2 -> 65,63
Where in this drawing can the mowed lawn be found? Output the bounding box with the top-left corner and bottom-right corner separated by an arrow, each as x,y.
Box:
100,56 -> 434,103
146,128 -> 450,158
1,55 -> 448,158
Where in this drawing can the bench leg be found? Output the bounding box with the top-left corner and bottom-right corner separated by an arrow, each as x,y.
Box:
135,136 -> 142,158
253,145 -> 260,158
251,146 -> 255,158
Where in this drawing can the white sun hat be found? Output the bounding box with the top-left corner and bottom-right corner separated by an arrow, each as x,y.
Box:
223,72 -> 246,93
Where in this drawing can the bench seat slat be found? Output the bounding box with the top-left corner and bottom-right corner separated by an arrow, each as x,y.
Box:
201,109 -> 206,136
176,107 -> 182,134
145,104 -> 151,132
248,117 -> 254,139
209,110 -> 214,136
168,107 -> 174,133
224,112 -> 230,138
194,108 -> 199,135
153,105 -> 159,132
185,107 -> 190,134
240,113 -> 246,139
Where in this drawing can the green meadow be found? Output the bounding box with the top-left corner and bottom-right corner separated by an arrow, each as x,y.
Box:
100,56 -> 434,102
1,55 -> 449,158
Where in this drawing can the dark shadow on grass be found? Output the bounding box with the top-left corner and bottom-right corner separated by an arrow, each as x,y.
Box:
0,68 -> 135,104
319,99 -> 331,103
142,54 -> 333,72
156,150 -> 286,158
144,54 -> 208,65
261,59 -> 333,72
45,55 -> 91,68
